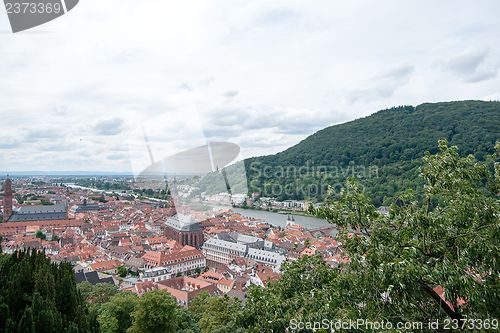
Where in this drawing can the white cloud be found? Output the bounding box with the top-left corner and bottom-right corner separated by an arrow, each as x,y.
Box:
94,118 -> 125,136
0,0 -> 499,171
444,49 -> 498,83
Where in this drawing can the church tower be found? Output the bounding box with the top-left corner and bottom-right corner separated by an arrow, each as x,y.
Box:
3,178 -> 13,222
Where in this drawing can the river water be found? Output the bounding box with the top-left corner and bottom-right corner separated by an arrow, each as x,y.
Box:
231,208 -> 331,230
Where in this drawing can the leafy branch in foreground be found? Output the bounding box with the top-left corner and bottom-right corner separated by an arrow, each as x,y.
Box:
310,139 -> 499,327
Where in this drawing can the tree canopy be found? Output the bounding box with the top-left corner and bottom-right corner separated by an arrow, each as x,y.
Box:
127,290 -> 181,333
0,250 -> 91,333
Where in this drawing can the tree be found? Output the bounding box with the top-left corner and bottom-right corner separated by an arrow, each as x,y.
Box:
0,302 -> 10,332
117,266 -> 128,278
35,231 -> 47,240
40,199 -> 54,206
309,139 -> 500,326
14,194 -> 24,204
18,307 -> 35,333
0,250 -> 90,333
78,282 -> 119,311
189,292 -> 243,333
98,292 -> 138,333
127,291 -> 179,333
176,307 -> 201,333
239,255 -> 341,333
93,195 -> 108,203
303,238 -> 311,248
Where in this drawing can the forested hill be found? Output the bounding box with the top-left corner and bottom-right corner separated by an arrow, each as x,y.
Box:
243,100 -> 500,205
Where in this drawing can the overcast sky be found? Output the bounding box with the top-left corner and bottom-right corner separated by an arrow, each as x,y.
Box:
0,0 -> 499,173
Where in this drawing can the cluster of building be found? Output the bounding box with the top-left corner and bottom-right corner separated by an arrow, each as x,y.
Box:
255,197 -> 310,211
1,177 -> 347,306
176,183 -> 312,212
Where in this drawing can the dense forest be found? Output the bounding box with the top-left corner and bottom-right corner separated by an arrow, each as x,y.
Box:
237,100 -> 499,205
0,249 -> 92,333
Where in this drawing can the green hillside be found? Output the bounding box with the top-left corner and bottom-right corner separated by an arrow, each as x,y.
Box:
242,100 -> 499,205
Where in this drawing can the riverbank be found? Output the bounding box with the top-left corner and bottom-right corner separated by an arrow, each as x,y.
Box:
231,207 -> 331,230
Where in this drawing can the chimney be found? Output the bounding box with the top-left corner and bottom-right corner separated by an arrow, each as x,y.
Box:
3,177 -> 13,222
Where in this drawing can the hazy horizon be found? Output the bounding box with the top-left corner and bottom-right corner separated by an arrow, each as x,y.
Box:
1,98 -> 499,174
1,1 -> 500,172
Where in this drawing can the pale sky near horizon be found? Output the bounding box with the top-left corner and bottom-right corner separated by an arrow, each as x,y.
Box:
0,0 -> 499,172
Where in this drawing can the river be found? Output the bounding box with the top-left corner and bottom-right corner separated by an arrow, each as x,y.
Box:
66,184 -> 332,231
231,207 -> 332,230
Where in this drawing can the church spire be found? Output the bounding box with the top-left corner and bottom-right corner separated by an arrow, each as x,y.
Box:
3,177 -> 13,222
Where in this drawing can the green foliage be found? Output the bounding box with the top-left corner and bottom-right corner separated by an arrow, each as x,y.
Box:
116,267 -> 127,278
176,308 -> 201,333
78,282 -> 118,313
127,291 -> 180,333
35,231 -> 46,241
92,196 -> 108,203
310,139 -> 499,328
241,101 -> 499,204
98,292 -> 138,333
40,199 -> 54,206
189,292 -> 243,333
0,250 -> 91,332
188,160 -> 249,197
74,179 -> 131,192
311,178 -> 378,236
18,307 -> 35,333
240,255 -> 342,333
87,287 -> 199,333
14,194 -> 24,204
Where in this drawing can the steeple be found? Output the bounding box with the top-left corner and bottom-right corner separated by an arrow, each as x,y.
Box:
3,177 -> 13,222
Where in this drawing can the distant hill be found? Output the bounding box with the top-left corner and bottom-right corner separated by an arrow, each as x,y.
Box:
240,100 -> 499,205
